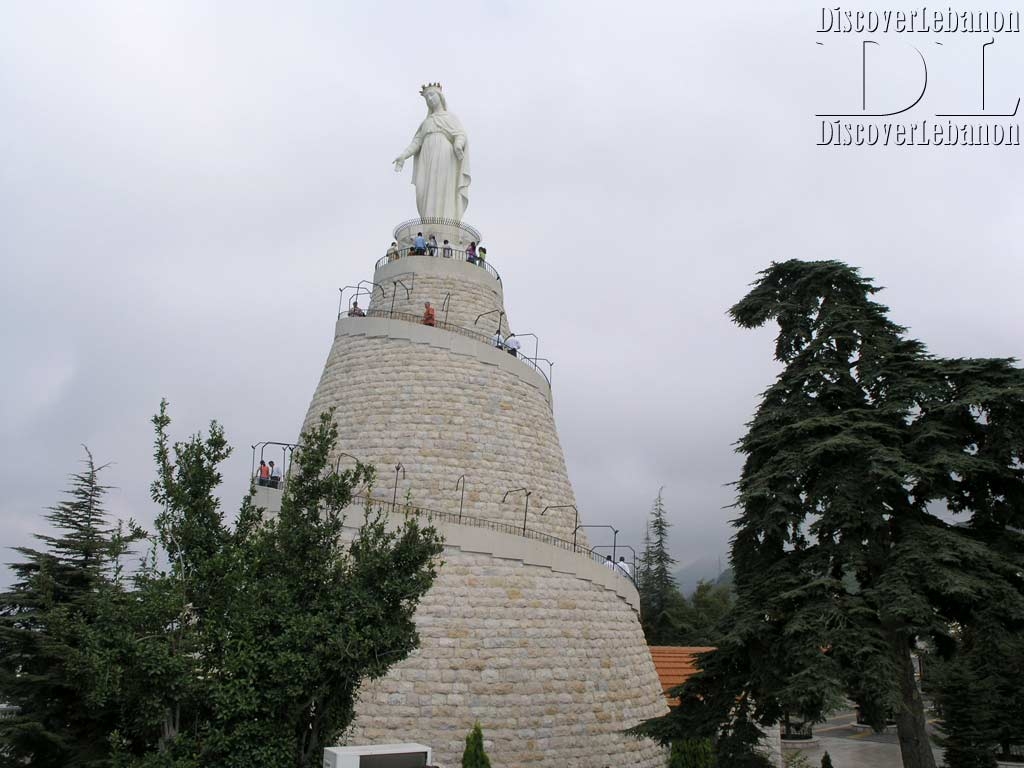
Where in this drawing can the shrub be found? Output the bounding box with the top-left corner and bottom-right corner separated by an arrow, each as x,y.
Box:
669,738 -> 715,768
462,721 -> 491,768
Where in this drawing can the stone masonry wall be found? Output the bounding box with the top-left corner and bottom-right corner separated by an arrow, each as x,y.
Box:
346,538 -> 669,768
370,255 -> 512,338
301,323 -> 577,540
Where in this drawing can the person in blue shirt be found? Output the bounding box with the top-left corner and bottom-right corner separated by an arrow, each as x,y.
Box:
412,232 -> 427,255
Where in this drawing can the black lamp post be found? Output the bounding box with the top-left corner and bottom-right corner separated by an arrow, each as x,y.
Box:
541,505 -> 579,549
334,452 -> 360,474
575,524 -> 619,562
454,475 -> 466,522
475,309 -> 506,336
390,279 -> 411,315
502,487 -> 531,535
392,463 -> 405,510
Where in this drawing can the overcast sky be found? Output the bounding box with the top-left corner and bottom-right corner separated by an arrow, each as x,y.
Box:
2,1 -> 1022,586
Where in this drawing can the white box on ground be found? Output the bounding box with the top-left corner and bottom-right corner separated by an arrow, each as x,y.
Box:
323,743 -> 432,768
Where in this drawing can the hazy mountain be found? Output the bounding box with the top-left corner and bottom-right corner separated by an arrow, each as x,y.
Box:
673,558 -> 729,596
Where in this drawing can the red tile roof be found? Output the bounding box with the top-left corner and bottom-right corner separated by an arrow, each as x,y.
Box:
648,646 -> 715,706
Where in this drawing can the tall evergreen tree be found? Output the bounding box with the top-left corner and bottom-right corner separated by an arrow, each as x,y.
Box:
638,489 -> 689,644
0,450 -> 141,766
934,610 -> 1024,767
632,260 -> 1024,768
682,580 -> 733,647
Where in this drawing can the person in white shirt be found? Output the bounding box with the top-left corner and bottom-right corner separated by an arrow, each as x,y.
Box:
505,335 -> 521,358
603,555 -> 615,570
269,461 -> 283,489
615,557 -> 633,578
491,331 -> 504,350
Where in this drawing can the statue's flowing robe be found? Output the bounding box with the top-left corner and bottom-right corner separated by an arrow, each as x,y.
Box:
403,110 -> 471,221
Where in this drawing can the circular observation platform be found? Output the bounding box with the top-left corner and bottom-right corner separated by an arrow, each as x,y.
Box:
386,217 -> 500,282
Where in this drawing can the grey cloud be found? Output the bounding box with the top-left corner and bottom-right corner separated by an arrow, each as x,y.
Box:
2,1 -> 1022,586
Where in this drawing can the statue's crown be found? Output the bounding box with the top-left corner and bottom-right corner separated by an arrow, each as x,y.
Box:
420,82 -> 443,95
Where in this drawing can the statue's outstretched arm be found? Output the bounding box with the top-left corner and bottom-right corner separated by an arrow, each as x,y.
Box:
393,126 -> 425,171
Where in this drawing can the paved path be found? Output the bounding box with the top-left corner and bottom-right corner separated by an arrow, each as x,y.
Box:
783,711 -> 944,768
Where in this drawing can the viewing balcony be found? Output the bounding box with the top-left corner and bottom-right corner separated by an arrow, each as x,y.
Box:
374,245 -> 501,282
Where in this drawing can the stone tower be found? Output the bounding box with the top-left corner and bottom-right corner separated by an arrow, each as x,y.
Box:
299,214 -> 668,767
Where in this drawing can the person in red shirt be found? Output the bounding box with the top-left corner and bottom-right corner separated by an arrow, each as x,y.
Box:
257,460 -> 270,487
422,301 -> 436,326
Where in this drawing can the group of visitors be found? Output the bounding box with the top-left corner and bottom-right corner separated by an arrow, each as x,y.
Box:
256,460 -> 283,489
384,235 -> 489,268
348,299 -> 435,327
465,241 -> 488,267
490,331 -> 521,357
604,555 -> 633,578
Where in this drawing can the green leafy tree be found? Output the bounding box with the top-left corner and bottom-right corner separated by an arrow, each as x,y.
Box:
107,403 -> 444,767
461,721 -> 491,768
632,261 -> 1024,768
638,488 -> 690,644
3,402 -> 444,768
0,450 -> 142,766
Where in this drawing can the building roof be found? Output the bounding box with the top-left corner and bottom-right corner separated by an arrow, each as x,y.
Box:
648,646 -> 715,706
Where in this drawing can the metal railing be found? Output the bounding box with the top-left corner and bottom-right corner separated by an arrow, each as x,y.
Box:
251,441 -> 297,490
375,247 -> 501,282
350,493 -> 620,573
353,308 -> 553,386
392,216 -> 482,243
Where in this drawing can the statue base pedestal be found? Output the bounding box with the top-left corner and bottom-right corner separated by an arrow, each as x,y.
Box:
393,217 -> 482,250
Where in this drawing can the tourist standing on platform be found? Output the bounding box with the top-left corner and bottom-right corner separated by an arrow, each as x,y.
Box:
466,241 -> 477,264
490,331 -> 504,350
423,302 -> 436,326
477,246 -> 487,269
386,241 -> 399,261
505,335 -> 521,357
413,232 -> 427,255
257,460 -> 270,487
427,234 -> 438,256
442,239 -> 453,258
615,557 -> 632,578
349,301 -> 365,317
268,461 -> 282,489
604,555 -> 615,570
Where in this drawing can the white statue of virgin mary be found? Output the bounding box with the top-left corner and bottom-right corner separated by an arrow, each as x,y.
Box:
393,83 -> 471,221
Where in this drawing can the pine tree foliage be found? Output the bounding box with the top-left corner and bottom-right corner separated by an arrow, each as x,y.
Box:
461,721 -> 492,768
933,611 -> 1024,768
0,449 -> 143,766
631,261 -> 1024,768
638,488 -> 690,644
